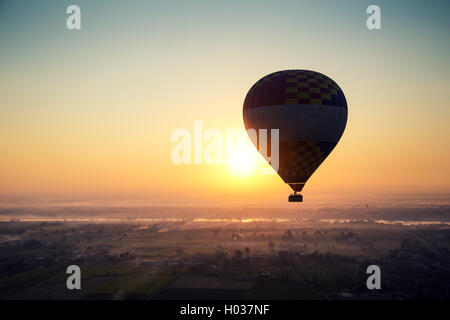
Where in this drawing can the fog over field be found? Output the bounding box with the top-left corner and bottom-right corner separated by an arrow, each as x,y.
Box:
0,193 -> 449,223
0,193 -> 448,300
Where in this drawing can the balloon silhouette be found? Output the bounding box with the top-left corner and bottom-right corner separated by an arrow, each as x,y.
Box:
243,70 -> 347,202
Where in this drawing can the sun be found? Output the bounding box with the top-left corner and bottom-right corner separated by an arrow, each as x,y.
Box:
226,143 -> 260,177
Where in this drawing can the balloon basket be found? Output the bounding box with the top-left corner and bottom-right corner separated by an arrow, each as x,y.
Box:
288,193 -> 303,202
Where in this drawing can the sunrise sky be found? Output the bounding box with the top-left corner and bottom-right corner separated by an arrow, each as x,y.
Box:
1,0 -> 449,207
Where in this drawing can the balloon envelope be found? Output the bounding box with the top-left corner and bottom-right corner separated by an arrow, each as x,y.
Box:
243,70 -> 347,192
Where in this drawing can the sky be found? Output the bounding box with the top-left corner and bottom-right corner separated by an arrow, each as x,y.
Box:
0,0 -> 449,207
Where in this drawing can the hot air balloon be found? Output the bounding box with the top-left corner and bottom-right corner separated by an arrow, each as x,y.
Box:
243,70 -> 347,202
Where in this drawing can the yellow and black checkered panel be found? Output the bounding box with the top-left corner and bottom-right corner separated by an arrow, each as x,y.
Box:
244,69 -> 347,110
284,70 -> 340,105
278,140 -> 334,184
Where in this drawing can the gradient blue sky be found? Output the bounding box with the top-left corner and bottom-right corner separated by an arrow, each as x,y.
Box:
0,0 -> 449,205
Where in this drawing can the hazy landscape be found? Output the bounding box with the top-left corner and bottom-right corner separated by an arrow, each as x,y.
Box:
1,194 -> 449,300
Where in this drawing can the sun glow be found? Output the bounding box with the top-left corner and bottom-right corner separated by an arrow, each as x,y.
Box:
226,143 -> 260,177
